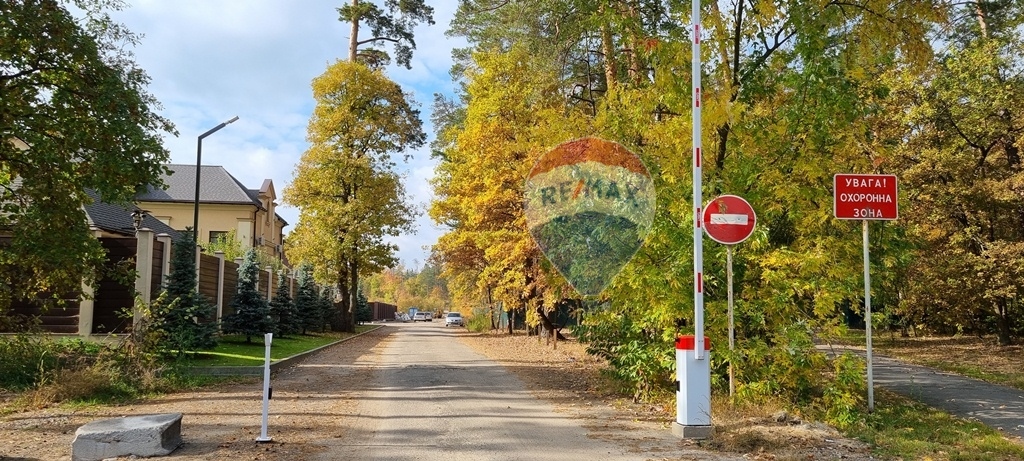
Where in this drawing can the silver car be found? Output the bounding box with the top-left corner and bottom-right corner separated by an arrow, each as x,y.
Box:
444,312 -> 464,327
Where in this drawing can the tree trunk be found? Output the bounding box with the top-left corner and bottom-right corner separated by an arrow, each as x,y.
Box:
535,305 -> 567,341
344,254 -> 357,333
626,1 -> 641,85
348,0 -> 360,62
996,299 -> 1013,346
600,6 -> 617,93
976,0 -> 989,39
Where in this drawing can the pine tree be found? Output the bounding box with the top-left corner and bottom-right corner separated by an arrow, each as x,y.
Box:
294,264 -> 319,334
270,271 -> 299,337
149,229 -> 218,354
221,248 -> 272,343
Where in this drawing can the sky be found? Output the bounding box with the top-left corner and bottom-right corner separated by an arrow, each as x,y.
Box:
106,1 -> 464,270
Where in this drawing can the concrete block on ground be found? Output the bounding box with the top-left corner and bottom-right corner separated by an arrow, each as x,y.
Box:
672,423 -> 712,439
71,413 -> 182,461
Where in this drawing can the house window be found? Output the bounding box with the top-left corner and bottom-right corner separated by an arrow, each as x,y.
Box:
209,231 -> 228,243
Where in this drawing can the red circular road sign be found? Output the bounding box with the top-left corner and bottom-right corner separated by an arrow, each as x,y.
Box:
702,195 -> 756,245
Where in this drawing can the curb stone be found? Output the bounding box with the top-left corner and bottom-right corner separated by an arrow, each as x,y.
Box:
190,324 -> 385,376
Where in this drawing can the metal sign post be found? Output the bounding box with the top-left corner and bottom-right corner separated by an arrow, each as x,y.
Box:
726,246 -> 735,397
862,220 -> 874,412
834,174 -> 898,413
702,195 -> 756,398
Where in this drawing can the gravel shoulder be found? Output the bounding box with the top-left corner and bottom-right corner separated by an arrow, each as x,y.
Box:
0,328 -> 391,461
459,330 -> 875,461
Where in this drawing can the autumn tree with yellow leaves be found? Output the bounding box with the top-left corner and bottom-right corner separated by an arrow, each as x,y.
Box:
285,60 -> 422,332
432,0 -> 974,416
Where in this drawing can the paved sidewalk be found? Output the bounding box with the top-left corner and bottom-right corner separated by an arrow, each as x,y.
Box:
821,345 -> 1024,441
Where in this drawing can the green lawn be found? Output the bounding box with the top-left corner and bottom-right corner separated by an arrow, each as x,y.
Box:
187,325 -> 379,367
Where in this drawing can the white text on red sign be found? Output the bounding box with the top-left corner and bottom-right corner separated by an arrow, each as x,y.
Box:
833,174 -> 898,220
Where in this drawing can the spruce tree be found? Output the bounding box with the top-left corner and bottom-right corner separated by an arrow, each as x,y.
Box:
221,248 -> 272,343
270,271 -> 299,337
149,229 -> 218,354
294,264 -> 319,334
355,289 -> 372,324
319,286 -> 337,331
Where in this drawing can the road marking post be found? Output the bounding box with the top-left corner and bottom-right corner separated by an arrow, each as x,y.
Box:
257,332 -> 273,442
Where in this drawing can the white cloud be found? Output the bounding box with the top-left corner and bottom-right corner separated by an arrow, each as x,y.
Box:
110,0 -> 463,268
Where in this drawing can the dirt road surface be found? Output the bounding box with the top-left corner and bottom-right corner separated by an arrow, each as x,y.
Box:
0,323 -> 872,460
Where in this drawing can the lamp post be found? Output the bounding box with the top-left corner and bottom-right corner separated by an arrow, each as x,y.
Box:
131,209 -> 148,235
193,116 -> 239,245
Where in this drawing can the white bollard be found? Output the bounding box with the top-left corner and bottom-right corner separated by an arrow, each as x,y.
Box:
256,332 -> 273,442
672,335 -> 712,439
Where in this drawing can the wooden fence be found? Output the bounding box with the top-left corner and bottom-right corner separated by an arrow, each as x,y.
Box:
2,229 -> 305,335
369,301 -> 398,321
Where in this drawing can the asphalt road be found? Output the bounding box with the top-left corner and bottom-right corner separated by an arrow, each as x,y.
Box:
312,321 -> 719,461
870,354 -> 1024,440
820,345 -> 1024,441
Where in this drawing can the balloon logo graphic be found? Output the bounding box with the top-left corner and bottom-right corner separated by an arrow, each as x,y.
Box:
525,137 -> 656,296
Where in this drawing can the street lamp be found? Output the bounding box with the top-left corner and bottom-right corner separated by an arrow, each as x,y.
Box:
131,209 -> 148,232
193,116 -> 239,245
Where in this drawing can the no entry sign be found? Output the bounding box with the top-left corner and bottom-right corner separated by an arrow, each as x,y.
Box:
834,174 -> 898,220
702,195 -> 756,245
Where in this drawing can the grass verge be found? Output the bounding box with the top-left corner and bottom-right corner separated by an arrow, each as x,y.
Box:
846,389 -> 1024,460
186,324 -> 378,367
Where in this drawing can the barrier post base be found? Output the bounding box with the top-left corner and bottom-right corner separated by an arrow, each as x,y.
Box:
674,335 -> 712,440
671,423 -> 712,439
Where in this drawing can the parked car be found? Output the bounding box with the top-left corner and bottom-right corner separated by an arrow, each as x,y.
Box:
413,312 -> 430,322
444,312 -> 464,327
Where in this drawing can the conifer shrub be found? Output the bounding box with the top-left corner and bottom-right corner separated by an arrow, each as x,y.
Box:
148,230 -> 218,354
221,248 -> 273,343
294,264 -> 319,334
270,271 -> 299,336
355,290 -> 372,324
318,286 -> 336,331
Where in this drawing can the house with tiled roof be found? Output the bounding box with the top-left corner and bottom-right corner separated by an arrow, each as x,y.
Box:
135,164 -> 287,261
84,189 -> 180,239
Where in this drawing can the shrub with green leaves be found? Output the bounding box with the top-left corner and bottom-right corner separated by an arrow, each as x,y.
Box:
820,352 -> 865,429
465,307 -> 495,332
573,309 -> 674,402
0,335 -> 101,391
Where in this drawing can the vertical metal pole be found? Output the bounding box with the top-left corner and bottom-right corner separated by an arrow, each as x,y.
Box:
257,332 -> 273,442
727,245 -> 735,397
863,220 -> 874,412
692,0 -> 704,361
193,139 -> 203,245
